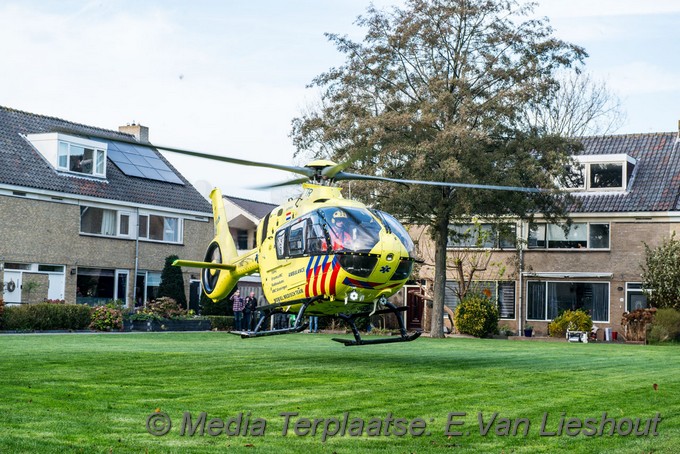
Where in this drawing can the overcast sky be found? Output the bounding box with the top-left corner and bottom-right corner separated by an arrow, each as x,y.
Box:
2,0 -> 680,203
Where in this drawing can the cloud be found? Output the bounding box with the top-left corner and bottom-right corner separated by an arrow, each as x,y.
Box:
595,62 -> 680,96
535,0 -> 680,19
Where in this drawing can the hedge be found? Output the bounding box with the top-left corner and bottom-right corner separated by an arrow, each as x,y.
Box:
3,303 -> 92,331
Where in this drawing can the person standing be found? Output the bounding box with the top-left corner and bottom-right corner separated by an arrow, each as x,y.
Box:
309,315 -> 319,333
230,289 -> 245,331
244,291 -> 257,331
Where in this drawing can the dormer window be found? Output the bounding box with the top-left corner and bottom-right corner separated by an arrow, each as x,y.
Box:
27,133 -> 107,179
560,154 -> 635,191
58,140 -> 106,177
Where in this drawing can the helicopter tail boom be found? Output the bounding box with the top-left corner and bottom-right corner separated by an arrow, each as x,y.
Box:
172,259 -> 236,271
173,188 -> 259,302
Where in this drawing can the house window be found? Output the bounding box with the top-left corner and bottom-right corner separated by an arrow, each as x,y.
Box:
236,229 -> 249,250
80,207 -> 117,236
626,283 -> 649,312
443,280 -> 515,319
138,214 -> 181,243
76,268 -> 115,305
559,154 -> 635,192
119,213 -> 131,236
448,223 -> 516,249
135,271 -> 162,307
528,222 -> 609,249
590,163 -> 623,188
527,281 -> 609,322
58,140 -> 106,178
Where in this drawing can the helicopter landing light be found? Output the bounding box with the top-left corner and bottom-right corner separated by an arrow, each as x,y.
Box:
386,253 -> 394,262
348,289 -> 360,301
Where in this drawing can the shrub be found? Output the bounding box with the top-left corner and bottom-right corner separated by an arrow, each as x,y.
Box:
622,308 -> 656,342
3,303 -> 91,331
89,306 -> 123,331
453,293 -> 499,338
206,315 -> 233,331
498,324 -> 515,336
143,297 -> 187,319
157,255 -> 187,307
548,309 -> 593,338
0,298 -> 4,329
647,308 -> 680,344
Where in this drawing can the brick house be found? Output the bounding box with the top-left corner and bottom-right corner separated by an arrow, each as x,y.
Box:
0,106 -> 213,309
222,195 -> 278,298
409,130 -> 680,338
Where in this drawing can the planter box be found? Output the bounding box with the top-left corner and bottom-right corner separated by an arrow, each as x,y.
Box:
124,319 -> 211,332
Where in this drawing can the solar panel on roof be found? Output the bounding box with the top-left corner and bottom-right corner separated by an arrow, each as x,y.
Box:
95,138 -> 185,185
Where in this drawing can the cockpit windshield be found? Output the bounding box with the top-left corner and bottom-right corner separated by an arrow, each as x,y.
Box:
319,207 -> 382,253
373,210 -> 415,257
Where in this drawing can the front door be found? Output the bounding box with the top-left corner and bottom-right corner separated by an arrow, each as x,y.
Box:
406,287 -> 424,330
3,271 -> 22,304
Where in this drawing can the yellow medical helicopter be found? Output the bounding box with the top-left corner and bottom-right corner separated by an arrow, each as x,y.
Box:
161,146 -> 542,346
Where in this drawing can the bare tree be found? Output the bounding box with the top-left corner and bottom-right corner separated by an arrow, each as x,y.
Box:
521,70 -> 626,137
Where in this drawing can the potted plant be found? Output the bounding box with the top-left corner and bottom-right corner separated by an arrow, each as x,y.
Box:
523,324 -> 534,337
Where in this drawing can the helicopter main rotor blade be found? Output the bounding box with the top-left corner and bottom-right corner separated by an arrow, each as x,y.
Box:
254,176 -> 311,189
154,144 -> 316,178
334,172 -> 546,193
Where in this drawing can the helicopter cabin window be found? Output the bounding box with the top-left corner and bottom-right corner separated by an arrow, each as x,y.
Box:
275,229 -> 287,258
288,222 -> 305,256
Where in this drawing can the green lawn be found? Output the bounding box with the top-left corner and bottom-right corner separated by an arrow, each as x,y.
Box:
0,332 -> 677,453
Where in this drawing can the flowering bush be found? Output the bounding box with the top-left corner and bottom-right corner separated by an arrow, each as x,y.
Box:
143,297 -> 187,319
453,293 -> 499,338
43,299 -> 66,304
89,305 -> 123,331
548,309 -> 593,338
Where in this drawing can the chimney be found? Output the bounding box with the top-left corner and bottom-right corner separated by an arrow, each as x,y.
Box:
119,122 -> 149,143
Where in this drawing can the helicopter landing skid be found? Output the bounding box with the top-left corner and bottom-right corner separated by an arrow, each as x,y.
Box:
331,302 -> 422,346
231,300 -> 312,338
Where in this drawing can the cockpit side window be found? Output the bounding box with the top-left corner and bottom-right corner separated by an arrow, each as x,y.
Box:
288,221 -> 305,256
275,229 -> 287,258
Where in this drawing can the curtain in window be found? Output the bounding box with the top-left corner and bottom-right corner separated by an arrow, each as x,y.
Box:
527,281 -> 546,320
590,283 -> 609,322
163,218 -> 178,242
498,282 -> 515,318
101,210 -> 116,236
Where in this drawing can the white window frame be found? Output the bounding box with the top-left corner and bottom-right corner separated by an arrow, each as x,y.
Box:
447,223 -> 517,250
137,213 -> 183,244
57,139 -> 107,178
560,154 -> 636,192
528,222 -> 610,250
526,280 -> 610,323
